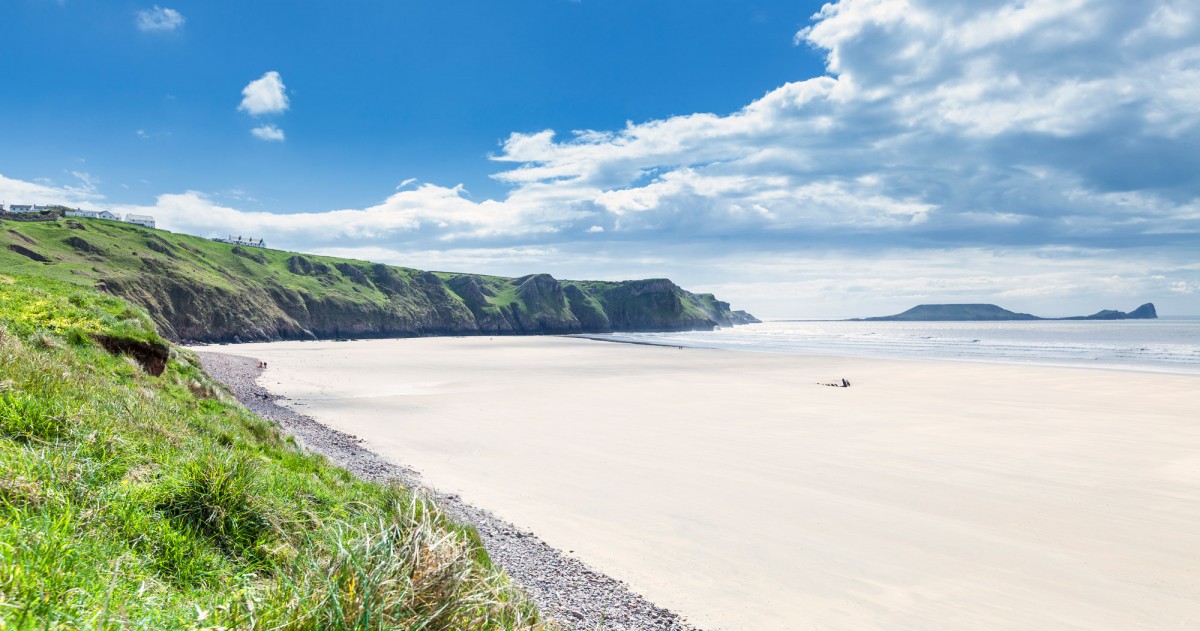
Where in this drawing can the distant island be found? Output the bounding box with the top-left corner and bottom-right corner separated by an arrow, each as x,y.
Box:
855,303 -> 1158,322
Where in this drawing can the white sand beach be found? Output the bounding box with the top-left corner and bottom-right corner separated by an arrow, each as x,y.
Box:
204,337 -> 1200,630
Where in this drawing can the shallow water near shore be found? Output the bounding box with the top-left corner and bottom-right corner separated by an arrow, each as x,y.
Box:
587,317 -> 1200,375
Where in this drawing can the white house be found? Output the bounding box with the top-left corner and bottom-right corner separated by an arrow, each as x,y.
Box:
66,209 -> 120,220
8,204 -> 57,214
124,214 -> 156,229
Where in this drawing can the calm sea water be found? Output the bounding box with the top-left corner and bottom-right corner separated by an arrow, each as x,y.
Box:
582,318 -> 1200,375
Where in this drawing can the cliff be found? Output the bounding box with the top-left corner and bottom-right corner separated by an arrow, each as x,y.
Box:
858,303 -> 1158,321
0,217 -> 758,343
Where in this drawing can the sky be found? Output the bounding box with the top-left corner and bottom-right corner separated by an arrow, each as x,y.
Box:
1,0 -> 1198,318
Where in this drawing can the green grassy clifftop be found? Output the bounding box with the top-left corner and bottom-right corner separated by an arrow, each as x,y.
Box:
0,218 -> 757,343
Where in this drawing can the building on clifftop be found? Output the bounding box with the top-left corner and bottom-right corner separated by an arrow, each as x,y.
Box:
124,214 -> 156,229
66,209 -> 120,220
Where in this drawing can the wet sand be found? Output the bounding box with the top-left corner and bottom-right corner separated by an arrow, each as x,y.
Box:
201,336 -> 1200,630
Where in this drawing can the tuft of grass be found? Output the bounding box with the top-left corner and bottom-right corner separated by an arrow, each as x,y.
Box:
159,450 -> 275,560
264,493 -> 545,630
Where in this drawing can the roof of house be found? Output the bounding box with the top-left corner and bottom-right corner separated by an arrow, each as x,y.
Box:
125,214 -> 155,221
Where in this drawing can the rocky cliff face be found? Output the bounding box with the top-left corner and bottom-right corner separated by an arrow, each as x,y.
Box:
0,219 -> 758,343
114,271 -> 755,343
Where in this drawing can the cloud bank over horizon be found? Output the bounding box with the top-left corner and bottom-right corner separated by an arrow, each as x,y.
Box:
4,0 -> 1198,316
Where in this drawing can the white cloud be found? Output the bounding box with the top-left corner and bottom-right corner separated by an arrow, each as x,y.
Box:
471,0 -> 1200,248
239,71 -> 289,116
251,124 -> 286,142
112,184 -> 557,246
69,171 -> 100,194
0,173 -> 104,207
136,6 -> 185,32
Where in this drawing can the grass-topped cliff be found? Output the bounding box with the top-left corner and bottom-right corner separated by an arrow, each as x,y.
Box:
0,275 -> 548,628
0,217 -> 757,343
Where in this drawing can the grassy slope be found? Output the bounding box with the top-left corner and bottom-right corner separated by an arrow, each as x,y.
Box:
0,274 -> 547,630
0,218 -> 746,342
2,218 -> 393,300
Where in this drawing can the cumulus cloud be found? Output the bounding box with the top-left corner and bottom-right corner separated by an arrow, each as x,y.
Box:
239,71 -> 289,116
113,183 -> 558,247
136,6 -> 185,32
478,0 -> 1200,249
251,124 -> 286,142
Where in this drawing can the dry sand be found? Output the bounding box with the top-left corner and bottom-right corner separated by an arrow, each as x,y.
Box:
203,336 -> 1200,630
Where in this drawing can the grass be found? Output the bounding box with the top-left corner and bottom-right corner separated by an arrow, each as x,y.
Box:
0,218 -> 409,326
0,277 -> 551,629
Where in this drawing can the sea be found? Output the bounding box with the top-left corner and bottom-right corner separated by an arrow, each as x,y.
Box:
581,317 -> 1200,376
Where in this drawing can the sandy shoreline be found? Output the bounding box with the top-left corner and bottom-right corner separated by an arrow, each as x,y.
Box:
200,336 -> 1200,630
196,350 -> 693,631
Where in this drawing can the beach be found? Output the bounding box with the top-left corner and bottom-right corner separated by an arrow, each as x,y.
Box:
201,336 -> 1200,630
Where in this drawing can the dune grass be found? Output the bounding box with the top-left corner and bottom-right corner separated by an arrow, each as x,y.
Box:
0,276 -> 550,629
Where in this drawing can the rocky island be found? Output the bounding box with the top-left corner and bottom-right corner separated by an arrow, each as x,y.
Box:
856,303 -> 1158,321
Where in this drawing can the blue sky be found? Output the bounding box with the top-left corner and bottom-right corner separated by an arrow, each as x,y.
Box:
2,0 -> 1198,317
